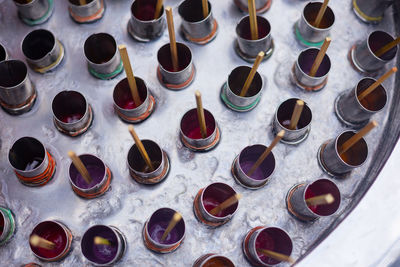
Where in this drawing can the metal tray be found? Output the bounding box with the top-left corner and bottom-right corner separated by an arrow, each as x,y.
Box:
0,0 -> 399,266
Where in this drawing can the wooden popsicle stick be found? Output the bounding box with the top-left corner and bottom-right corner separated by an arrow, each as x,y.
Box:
68,151 -> 92,185
375,37 -> 400,58
257,248 -> 295,264
154,0 -> 164,19
165,7 -> 179,72
94,236 -> 111,246
202,0 -> 209,19
305,193 -> 334,206
195,91 -> 207,139
118,45 -> 142,107
128,125 -> 154,171
161,212 -> 182,241
240,52 -> 265,97
210,194 -> 241,216
247,130 -> 285,177
339,121 -> 378,155
313,0 -> 329,28
248,0 -> 258,40
358,67 -> 397,101
30,235 -> 55,250
288,100 -> 304,130
309,37 -> 331,77
79,0 -> 87,5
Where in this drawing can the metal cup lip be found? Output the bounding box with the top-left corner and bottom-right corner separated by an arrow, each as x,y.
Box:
145,207 -> 186,247
81,224 -> 121,265
237,144 -> 275,182
250,226 -> 293,266
366,30 -> 398,63
296,47 -> 331,80
301,178 -> 341,217
200,182 -> 239,220
301,1 -> 335,32
179,108 -> 217,143
236,15 -> 271,43
0,43 -> 7,62
178,0 -> 213,24
334,130 -> 368,168
13,0 -> 38,7
84,32 -> 118,67
113,77 -> 149,112
52,90 -> 89,127
354,77 -> 387,113
0,209 -> 9,241
130,0 -> 165,23
30,220 -> 70,261
275,98 -> 312,133
227,66 -> 263,98
127,139 -> 164,176
21,29 -> 57,63
8,136 -> 47,175
157,42 -> 193,75
0,60 -> 29,90
198,254 -> 235,267
68,154 -> 107,191
68,0 -> 98,8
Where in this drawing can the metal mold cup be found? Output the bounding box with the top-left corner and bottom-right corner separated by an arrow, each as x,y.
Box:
235,15 -> 274,62
272,98 -> 312,144
0,60 -> 37,115
29,220 -> 73,262
84,33 -> 123,80
349,31 -> 398,74
9,137 -> 56,187
127,140 -> 170,184
220,66 -> 264,112
193,183 -> 239,227
243,226 -> 293,266
193,254 -> 235,267
180,108 -> 221,152
69,154 -> 112,199
352,0 -> 394,24
128,0 -> 166,42
335,78 -> 387,128
113,77 -> 155,123
318,131 -> 368,176
0,43 -> 8,62
292,47 -> 331,91
68,0 -> 105,24
13,0 -> 54,26
178,0 -> 218,45
157,43 -> 195,90
232,145 -> 275,189
234,0 -> 272,14
52,91 -> 93,137
0,207 -> 16,246
143,208 -> 185,253
22,29 -> 65,74
286,178 -> 341,222
295,2 -> 335,47
81,225 -> 127,266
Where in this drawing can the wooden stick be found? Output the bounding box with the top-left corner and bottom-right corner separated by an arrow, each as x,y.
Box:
358,67 -> 397,101
247,130 -> 285,177
309,37 -> 331,77
210,194 -> 241,216
375,37 -> 400,58
305,193 -> 334,206
68,151 -> 92,185
339,121 -> 378,155
202,0 -> 209,19
257,248 -> 295,264
94,236 -> 111,246
154,0 -> 164,19
248,0 -> 258,40
165,7 -> 179,72
161,212 -> 182,241
288,100 -> 304,130
30,235 -> 55,250
313,0 -> 329,28
128,125 -> 154,171
240,52 -> 265,97
79,0 -> 87,5
118,45 -> 141,107
195,91 -> 207,139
